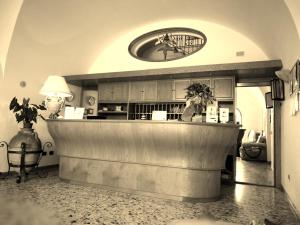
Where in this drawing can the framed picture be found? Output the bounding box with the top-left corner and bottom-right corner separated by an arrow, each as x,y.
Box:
265,92 -> 273,108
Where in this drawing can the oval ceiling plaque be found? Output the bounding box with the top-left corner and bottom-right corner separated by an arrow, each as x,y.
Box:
129,28 -> 207,62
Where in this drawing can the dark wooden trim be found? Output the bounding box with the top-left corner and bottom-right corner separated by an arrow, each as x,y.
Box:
236,82 -> 271,87
274,101 -> 282,188
65,60 -> 282,87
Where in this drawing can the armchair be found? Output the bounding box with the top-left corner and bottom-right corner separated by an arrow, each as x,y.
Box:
240,135 -> 267,161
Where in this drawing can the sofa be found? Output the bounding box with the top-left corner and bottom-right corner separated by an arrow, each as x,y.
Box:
239,130 -> 267,162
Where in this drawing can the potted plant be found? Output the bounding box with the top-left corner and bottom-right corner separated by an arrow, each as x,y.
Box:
9,97 -> 46,128
182,83 -> 214,122
8,97 -> 46,175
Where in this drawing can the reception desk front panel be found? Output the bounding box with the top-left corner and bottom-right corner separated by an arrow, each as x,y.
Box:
47,120 -> 239,202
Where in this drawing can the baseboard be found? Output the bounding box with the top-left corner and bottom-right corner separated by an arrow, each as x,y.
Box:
0,164 -> 58,177
282,186 -> 300,219
37,164 -> 59,170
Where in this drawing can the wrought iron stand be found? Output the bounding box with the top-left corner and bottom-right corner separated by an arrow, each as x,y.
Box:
0,141 -> 52,183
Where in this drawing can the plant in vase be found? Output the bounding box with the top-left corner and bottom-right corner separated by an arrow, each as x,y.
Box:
8,97 -> 46,179
182,83 -> 215,122
9,97 -> 46,128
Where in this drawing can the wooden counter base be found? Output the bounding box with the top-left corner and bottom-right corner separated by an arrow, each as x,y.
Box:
60,156 -> 220,201
47,119 -> 239,202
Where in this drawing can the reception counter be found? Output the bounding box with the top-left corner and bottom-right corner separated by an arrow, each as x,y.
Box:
47,119 -> 239,202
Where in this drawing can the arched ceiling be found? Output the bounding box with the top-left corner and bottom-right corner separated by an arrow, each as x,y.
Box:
2,0 -> 300,78
285,0 -> 300,38
0,0 -> 23,77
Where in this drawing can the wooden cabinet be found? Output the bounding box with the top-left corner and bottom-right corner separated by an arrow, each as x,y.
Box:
129,81 -> 157,102
98,82 -> 128,102
157,80 -> 174,101
129,81 -> 144,101
98,76 -> 234,103
143,80 -> 157,101
174,79 -> 190,100
112,82 -> 129,101
191,78 -> 211,87
98,83 -> 113,101
212,77 -> 234,100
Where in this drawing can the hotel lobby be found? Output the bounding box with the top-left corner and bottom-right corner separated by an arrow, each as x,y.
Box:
0,1 -> 300,224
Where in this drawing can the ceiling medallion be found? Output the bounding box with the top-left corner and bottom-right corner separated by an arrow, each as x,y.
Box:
129,28 -> 207,62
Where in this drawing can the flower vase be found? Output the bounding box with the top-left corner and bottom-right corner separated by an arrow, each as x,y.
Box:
8,123 -> 42,173
192,104 -> 203,122
192,114 -> 203,122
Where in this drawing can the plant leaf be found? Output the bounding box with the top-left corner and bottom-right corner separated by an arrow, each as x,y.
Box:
9,97 -> 18,110
39,105 -> 46,110
22,98 -> 30,107
13,104 -> 22,112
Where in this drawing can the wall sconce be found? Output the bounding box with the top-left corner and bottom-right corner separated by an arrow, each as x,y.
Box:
271,78 -> 284,101
39,75 -> 72,118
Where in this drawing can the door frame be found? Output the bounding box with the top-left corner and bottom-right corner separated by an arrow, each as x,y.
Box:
235,82 -> 281,188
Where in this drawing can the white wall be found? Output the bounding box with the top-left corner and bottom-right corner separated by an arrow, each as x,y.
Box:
285,0 -> 300,39
236,87 -> 266,132
281,0 -> 300,215
281,84 -> 300,214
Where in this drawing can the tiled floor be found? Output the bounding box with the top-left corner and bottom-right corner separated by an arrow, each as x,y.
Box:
235,157 -> 274,186
0,168 -> 299,225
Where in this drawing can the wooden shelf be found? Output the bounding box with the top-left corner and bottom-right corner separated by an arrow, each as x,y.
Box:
98,111 -> 128,114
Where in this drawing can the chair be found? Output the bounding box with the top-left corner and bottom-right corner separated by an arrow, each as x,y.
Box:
236,129 -> 246,157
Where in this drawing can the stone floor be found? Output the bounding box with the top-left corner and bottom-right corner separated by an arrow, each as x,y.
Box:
235,157 -> 274,186
0,168 -> 299,225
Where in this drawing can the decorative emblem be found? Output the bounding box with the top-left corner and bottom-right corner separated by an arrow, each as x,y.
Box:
129,28 -> 207,62
88,96 -> 96,106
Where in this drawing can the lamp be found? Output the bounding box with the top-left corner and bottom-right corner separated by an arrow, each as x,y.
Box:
271,78 -> 285,101
40,75 -> 72,118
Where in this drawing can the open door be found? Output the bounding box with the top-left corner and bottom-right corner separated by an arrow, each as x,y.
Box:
235,85 -> 275,186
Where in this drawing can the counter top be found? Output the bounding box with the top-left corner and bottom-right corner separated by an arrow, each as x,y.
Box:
47,119 -> 240,128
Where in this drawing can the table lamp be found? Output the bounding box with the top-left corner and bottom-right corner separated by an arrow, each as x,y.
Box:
39,75 -> 72,118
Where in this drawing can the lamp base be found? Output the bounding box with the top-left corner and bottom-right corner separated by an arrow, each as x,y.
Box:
45,96 -> 65,118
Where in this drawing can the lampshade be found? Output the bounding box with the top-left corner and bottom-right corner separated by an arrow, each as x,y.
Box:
40,75 -> 72,97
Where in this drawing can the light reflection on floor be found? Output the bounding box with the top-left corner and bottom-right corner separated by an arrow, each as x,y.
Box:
235,157 -> 274,186
234,184 -> 245,203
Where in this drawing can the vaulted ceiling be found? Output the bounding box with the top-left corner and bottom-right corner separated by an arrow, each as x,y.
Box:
1,0 -> 300,78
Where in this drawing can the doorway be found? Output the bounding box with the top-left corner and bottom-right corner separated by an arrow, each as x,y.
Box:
234,85 -> 275,186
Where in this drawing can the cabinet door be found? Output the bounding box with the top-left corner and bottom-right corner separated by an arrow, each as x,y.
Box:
98,83 -> 113,101
129,81 -> 144,101
157,80 -> 174,101
113,82 -> 129,102
213,77 -> 234,100
143,80 -> 157,101
174,79 -> 190,100
191,78 -> 211,87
